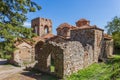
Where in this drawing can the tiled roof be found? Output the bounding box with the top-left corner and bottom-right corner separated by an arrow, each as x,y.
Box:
104,34 -> 112,40
72,25 -> 104,31
48,35 -> 69,41
32,36 -> 44,42
56,23 -> 73,30
14,38 -> 33,47
77,18 -> 89,22
42,33 -> 55,39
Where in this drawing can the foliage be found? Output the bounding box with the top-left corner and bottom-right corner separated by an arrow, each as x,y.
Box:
105,16 -> 120,49
112,31 -> 120,49
0,0 -> 41,56
105,16 -> 120,35
67,55 -> 120,80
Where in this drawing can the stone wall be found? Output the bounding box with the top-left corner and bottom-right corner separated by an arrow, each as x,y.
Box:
100,39 -> 113,60
71,29 -> 95,47
11,42 -> 35,66
31,17 -> 52,37
57,27 -> 71,38
63,41 -> 94,76
35,41 -> 95,78
94,30 -> 103,62
35,42 -> 64,78
71,29 -> 103,62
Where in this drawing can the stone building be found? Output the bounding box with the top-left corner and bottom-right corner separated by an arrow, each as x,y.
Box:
31,17 -> 113,78
11,17 -> 113,78
10,40 -> 35,66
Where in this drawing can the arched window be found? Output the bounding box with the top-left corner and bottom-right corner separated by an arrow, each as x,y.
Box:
35,26 -> 38,34
44,26 -> 49,34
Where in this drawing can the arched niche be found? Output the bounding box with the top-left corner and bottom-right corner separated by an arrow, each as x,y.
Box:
44,25 -> 49,34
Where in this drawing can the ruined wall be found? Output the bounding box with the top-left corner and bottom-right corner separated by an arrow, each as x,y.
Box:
35,42 -> 64,78
35,41 -> 94,78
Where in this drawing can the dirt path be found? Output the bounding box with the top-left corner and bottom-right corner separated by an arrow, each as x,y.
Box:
0,68 -> 22,80
0,59 -> 57,80
0,59 -> 24,80
0,65 -> 24,80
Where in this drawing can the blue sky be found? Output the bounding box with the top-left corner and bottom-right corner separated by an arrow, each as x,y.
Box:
25,0 -> 120,34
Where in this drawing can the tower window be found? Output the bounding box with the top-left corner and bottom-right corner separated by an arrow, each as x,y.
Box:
35,26 -> 38,35
44,26 -> 49,34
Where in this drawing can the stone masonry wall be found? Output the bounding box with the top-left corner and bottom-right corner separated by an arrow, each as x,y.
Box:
11,43 -> 35,66
62,41 -> 94,76
71,29 -> 95,47
35,41 -> 94,78
100,39 -> 113,59
31,18 -> 52,37
94,30 -> 103,62
35,42 -> 64,78
71,29 -> 103,62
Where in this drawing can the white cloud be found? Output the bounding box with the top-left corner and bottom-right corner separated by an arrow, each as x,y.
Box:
23,22 -> 31,28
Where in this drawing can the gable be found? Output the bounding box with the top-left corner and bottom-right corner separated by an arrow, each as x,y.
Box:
16,42 -> 32,49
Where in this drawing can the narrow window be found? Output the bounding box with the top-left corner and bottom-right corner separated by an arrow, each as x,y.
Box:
35,26 -> 38,34
44,26 -> 49,34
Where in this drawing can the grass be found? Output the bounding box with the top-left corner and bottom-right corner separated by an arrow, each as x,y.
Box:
51,65 -> 55,72
67,54 -> 120,80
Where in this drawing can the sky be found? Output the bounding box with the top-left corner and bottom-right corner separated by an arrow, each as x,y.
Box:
25,0 -> 120,34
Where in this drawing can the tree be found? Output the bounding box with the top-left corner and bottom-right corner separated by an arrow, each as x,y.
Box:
105,16 -> 120,49
105,16 -> 120,35
0,0 -> 41,57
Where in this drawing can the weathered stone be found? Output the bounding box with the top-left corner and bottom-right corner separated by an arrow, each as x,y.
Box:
10,42 -> 35,66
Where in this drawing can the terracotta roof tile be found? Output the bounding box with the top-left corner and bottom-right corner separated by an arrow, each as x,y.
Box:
32,36 -> 44,43
56,23 -> 73,30
42,33 -> 55,39
77,18 -> 89,22
104,34 -> 112,40
72,25 -> 104,31
48,35 -> 69,41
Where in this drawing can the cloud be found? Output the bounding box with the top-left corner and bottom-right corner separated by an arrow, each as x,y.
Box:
23,22 -> 31,28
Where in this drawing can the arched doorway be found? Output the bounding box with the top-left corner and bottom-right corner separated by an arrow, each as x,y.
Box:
35,42 -> 64,78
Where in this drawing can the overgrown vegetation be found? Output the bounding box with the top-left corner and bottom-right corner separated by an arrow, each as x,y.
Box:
67,55 -> 120,80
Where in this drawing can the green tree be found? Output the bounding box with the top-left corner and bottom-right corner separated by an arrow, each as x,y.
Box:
0,0 -> 41,58
105,16 -> 120,49
105,16 -> 120,35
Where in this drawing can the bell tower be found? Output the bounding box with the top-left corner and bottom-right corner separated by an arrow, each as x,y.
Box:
31,17 -> 52,37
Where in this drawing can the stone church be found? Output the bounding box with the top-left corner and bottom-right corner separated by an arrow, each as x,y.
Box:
11,17 -> 113,78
